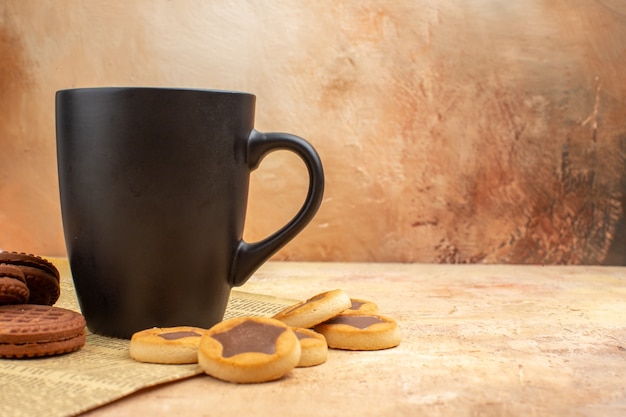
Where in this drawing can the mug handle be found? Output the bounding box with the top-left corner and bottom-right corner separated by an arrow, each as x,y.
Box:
229,129 -> 325,286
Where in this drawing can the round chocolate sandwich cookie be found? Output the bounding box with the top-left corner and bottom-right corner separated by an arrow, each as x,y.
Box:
314,313 -> 401,351
344,298 -> 379,315
0,304 -> 86,358
272,289 -> 352,328
0,252 -> 60,305
198,316 -> 301,384
130,326 -> 206,364
292,327 -> 328,367
0,264 -> 29,305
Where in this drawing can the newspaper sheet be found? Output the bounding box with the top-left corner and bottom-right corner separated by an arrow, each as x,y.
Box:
0,258 -> 298,417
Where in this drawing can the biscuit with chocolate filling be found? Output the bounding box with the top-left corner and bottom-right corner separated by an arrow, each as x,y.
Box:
0,304 -> 86,358
0,264 -> 29,305
198,316 -> 300,383
344,298 -> 379,314
314,313 -> 401,351
272,289 -> 351,328
129,326 -> 206,364
292,327 -> 328,367
0,252 -> 60,305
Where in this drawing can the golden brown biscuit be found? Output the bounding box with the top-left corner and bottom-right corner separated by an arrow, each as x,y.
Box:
344,298 -> 379,314
292,327 -> 328,367
198,316 -> 300,383
272,289 -> 351,328
129,326 -> 206,364
314,313 -> 401,351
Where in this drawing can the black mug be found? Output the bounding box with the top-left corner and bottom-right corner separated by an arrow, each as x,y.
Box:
56,87 -> 324,339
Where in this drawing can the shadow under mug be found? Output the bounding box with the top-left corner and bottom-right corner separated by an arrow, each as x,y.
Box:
55,87 -> 324,339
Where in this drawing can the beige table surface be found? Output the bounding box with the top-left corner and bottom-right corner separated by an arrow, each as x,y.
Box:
71,261 -> 626,417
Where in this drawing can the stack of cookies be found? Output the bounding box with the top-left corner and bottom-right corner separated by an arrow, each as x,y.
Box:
272,289 -> 401,352
0,251 -> 87,358
129,289 -> 400,384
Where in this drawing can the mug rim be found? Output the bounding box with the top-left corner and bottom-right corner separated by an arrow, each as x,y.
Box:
56,86 -> 255,98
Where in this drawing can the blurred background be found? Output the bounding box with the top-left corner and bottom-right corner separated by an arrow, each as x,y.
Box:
1,0 -> 625,264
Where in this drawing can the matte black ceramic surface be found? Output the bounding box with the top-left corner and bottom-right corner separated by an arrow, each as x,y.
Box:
56,87 -> 324,338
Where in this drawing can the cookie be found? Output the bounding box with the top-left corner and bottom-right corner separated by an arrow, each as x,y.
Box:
0,304 -> 86,358
272,289 -> 352,328
0,264 -> 29,305
344,298 -> 379,314
0,251 -> 60,305
198,316 -> 301,384
292,327 -> 328,367
129,326 -> 206,364
314,313 -> 401,351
